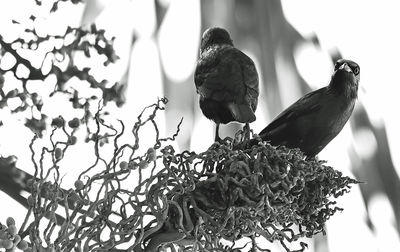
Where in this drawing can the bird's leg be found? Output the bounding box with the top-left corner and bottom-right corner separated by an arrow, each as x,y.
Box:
215,123 -> 221,142
244,123 -> 250,140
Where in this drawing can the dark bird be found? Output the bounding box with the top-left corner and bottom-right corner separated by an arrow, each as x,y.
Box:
257,59 -> 360,158
194,27 -> 259,141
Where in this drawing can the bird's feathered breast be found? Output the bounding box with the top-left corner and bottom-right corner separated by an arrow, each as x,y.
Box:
329,71 -> 359,100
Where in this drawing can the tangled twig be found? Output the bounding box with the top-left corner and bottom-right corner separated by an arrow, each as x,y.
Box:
0,97 -> 360,252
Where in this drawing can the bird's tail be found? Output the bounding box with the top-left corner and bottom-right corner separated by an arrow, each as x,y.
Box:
226,103 -> 256,123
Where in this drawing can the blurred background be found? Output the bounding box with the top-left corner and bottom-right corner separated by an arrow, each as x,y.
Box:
0,0 -> 400,251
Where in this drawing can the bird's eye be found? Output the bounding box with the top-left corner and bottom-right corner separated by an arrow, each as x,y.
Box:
353,66 -> 360,75
334,62 -> 342,70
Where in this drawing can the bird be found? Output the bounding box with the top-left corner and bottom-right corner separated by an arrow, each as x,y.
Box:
194,27 -> 259,142
255,59 -> 360,158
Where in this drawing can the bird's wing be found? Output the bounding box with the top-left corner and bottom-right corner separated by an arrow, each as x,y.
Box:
237,49 -> 259,110
259,87 -> 326,137
194,46 -> 258,123
225,48 -> 259,122
194,48 -> 220,89
195,47 -> 255,102
194,46 -> 259,123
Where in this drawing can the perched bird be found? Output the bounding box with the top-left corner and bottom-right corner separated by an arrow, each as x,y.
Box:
194,27 -> 259,141
257,59 -> 360,158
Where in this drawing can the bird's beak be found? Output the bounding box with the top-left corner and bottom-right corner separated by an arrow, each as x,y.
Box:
338,63 -> 352,73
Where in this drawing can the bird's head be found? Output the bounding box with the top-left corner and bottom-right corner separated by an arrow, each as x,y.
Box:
329,59 -> 360,99
200,27 -> 233,53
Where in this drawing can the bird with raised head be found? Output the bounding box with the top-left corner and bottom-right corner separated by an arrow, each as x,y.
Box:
194,27 -> 259,142
255,59 -> 360,158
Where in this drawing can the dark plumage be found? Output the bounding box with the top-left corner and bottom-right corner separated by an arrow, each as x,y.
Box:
194,27 -> 259,141
257,59 -> 360,158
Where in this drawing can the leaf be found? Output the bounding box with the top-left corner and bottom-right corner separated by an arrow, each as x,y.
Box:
50,2 -> 58,12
